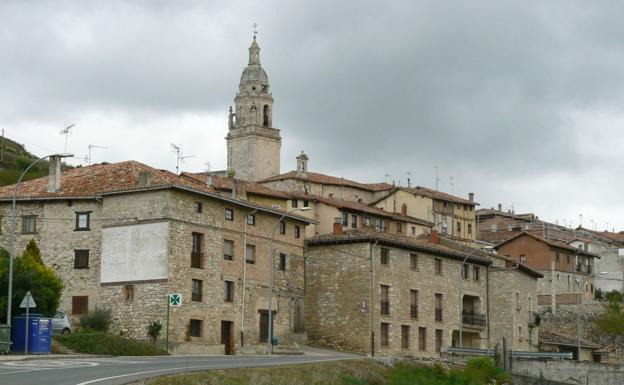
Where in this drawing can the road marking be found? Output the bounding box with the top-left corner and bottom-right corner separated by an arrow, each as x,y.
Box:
4,360 -> 99,368
74,357 -> 351,385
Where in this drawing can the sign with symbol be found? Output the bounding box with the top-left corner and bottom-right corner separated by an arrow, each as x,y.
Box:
169,293 -> 181,307
20,291 -> 36,308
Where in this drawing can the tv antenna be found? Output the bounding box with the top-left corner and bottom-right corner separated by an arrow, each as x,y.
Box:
87,144 -> 107,165
434,166 -> 440,190
170,143 -> 195,174
60,124 -> 76,152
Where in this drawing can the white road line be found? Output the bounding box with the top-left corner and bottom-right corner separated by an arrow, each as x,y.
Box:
75,357 -> 350,385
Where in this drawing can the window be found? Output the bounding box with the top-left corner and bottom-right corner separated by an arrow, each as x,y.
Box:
291,199 -> 298,208
224,280 -> 234,302
556,252 -> 560,262
434,258 -> 443,275
225,208 -> 234,221
189,319 -> 202,337
247,214 -> 256,226
75,212 -> 90,230
279,221 -> 286,235
342,212 -> 348,226
375,218 -> 383,230
467,224 -> 472,235
124,285 -> 134,302
279,253 -> 287,271
473,266 -> 480,281
410,253 -> 418,270
194,202 -> 203,213
74,250 -> 89,269
401,325 -> 410,349
294,225 -> 301,239
462,265 -> 469,280
351,214 -> 357,228
223,239 -> 234,261
192,279 -> 203,302
72,296 -> 88,315
490,224 -> 497,233
516,292 -> 521,311
435,294 -> 443,322
380,323 -> 389,347
245,244 -> 256,264
396,222 -> 402,234
411,226 -> 416,235
380,285 -> 390,315
435,329 -> 443,352
380,248 -> 389,265
418,327 -> 427,350
518,326 -> 523,341
519,254 -> 527,262
410,290 -> 418,318
566,255 -> 570,264
457,221 -> 461,233
192,232 -> 204,268
303,199 -> 309,207
21,215 -> 37,234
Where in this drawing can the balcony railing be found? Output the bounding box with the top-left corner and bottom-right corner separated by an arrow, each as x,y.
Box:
462,311 -> 486,326
380,301 -> 390,315
435,308 -> 443,322
410,305 -> 418,319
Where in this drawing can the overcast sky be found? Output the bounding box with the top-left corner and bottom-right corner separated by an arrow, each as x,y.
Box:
1,1 -> 623,231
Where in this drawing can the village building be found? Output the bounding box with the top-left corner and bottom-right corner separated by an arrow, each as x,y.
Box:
305,229 -> 492,357
0,159 -> 312,354
494,232 -> 599,307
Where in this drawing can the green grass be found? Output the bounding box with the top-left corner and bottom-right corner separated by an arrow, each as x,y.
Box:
55,331 -> 168,356
133,357 -> 510,385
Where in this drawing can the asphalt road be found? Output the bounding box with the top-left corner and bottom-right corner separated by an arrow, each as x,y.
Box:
0,354 -> 354,385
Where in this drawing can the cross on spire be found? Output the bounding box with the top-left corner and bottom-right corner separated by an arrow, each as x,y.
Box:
253,22 -> 258,38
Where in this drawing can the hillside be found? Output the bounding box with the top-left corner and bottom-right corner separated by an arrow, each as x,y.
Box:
0,137 -> 48,186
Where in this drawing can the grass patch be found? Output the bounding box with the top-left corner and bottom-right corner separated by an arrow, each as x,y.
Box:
133,357 -> 510,385
55,331 -> 168,356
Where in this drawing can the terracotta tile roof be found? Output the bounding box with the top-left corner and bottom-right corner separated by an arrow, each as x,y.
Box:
490,254 -> 544,279
307,229 -> 492,266
539,331 -> 600,349
597,230 -> 624,244
289,192 -> 434,227
181,172 -> 291,199
0,161 -> 313,223
260,171 -> 394,192
373,186 -> 477,206
495,232 -> 601,259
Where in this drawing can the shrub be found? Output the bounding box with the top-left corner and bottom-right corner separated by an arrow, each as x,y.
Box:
56,331 -> 167,356
147,320 -> 163,345
80,308 -> 112,332
605,290 -> 624,303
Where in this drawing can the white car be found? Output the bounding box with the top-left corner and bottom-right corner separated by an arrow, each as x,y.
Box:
52,311 -> 72,335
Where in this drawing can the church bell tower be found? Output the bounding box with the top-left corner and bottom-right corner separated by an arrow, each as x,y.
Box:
226,35 -> 281,181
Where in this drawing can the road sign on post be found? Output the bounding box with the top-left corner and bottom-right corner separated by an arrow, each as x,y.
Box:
20,291 -> 36,355
165,293 -> 182,353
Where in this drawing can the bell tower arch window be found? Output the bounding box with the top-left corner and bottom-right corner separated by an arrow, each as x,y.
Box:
263,105 -> 270,127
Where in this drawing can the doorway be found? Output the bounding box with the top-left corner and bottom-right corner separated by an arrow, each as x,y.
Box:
221,320 -> 234,355
258,310 -> 275,343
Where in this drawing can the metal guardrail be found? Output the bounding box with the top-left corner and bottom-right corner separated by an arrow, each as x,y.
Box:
446,347 -> 495,356
511,351 -> 573,360
462,312 -> 487,326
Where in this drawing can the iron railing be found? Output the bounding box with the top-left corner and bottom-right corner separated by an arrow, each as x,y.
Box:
462,311 -> 486,326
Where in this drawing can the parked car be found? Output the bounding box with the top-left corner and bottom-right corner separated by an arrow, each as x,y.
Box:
51,311 -> 72,335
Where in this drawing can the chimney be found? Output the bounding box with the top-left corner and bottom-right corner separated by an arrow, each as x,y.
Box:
207,175 -> 213,187
333,217 -> 343,235
231,179 -> 237,198
47,155 -> 62,193
468,192 -> 474,202
498,203 -> 502,211
138,171 -> 152,187
401,203 -> 407,215
429,229 -> 440,244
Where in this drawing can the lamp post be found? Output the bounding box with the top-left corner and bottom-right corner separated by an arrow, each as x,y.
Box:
6,153 -> 73,326
267,207 -> 309,354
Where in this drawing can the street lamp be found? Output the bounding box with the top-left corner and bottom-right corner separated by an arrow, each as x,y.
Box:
267,207 -> 309,354
6,153 -> 73,326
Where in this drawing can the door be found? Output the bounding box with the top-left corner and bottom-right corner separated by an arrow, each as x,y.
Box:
221,321 -> 234,355
258,310 -> 275,343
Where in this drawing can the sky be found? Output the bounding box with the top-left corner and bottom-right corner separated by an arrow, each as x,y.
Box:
1,0 -> 623,231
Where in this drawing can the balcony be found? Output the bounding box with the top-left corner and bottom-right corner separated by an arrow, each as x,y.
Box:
462,311 -> 486,327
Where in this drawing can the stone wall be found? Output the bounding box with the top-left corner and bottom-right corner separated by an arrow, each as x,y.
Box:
512,359 -> 624,385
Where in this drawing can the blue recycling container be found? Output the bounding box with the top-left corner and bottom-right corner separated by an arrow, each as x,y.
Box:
11,315 -> 52,354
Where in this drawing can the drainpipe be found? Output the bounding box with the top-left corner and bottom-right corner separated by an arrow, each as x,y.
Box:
240,208 -> 259,349
370,240 -> 378,357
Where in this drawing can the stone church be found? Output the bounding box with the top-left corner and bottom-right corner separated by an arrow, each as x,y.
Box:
226,36 -> 281,182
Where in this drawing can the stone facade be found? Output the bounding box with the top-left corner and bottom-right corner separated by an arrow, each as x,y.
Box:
305,233 -> 490,357
226,37 -> 281,182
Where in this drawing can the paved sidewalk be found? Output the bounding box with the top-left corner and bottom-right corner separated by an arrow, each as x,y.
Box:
0,353 -> 107,361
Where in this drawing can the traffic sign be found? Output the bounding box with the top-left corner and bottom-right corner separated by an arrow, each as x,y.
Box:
169,293 -> 181,307
19,291 -> 36,309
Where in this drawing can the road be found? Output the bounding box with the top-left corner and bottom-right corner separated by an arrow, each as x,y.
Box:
0,354 -> 355,385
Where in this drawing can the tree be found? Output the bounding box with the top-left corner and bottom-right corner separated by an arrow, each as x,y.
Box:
0,240 -> 64,323
596,297 -> 624,336
147,321 -> 162,345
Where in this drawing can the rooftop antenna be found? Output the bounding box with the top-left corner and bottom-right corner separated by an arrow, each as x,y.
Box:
449,176 -> 454,194
170,143 -> 195,174
384,173 -> 391,184
60,124 -> 76,152
204,161 -> 212,173
434,166 -> 440,190
87,144 -> 107,165
407,172 -> 411,188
